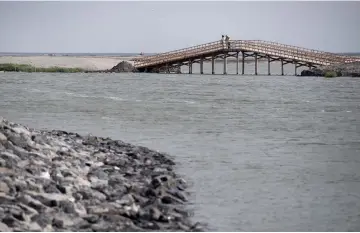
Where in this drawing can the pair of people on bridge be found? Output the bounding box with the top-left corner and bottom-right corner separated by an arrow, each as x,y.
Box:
221,35 -> 230,49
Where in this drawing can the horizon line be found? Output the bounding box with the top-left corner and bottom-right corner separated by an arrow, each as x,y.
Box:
1,52 -> 360,56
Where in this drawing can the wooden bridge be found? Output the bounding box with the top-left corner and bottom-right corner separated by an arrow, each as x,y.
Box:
132,39 -> 360,75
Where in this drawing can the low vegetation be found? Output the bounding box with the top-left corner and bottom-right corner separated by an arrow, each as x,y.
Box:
0,63 -> 85,73
324,71 -> 338,78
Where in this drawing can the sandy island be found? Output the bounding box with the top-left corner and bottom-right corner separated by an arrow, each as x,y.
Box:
0,55 -> 138,71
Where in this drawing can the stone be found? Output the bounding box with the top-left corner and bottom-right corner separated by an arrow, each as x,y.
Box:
0,181 -> 10,193
25,191 -> 74,207
18,194 -> 48,212
149,207 -> 162,221
161,195 -> 181,204
82,215 -> 99,224
0,193 -> 15,206
59,200 -> 87,216
0,132 -> 7,142
116,193 -> 135,205
86,206 -> 109,215
0,222 -> 11,232
18,203 -> 39,216
30,213 -> 53,228
52,215 -> 76,228
0,151 -> 21,162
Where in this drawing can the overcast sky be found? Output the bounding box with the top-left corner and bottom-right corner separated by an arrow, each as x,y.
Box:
0,1 -> 359,53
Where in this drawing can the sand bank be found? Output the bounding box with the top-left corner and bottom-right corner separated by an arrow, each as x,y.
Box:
0,56 -> 138,71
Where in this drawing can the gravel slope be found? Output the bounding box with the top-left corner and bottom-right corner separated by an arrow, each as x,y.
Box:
0,117 -> 202,231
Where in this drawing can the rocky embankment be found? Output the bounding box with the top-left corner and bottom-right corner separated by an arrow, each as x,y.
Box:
108,61 -> 138,73
87,61 -> 181,74
0,117 -> 202,231
301,61 -> 360,77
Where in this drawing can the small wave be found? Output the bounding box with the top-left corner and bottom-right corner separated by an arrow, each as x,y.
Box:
107,96 -> 128,101
183,100 -> 195,104
101,116 -> 113,120
165,99 -> 196,104
63,92 -> 130,102
64,92 -> 95,98
297,142 -> 329,146
28,88 -> 51,93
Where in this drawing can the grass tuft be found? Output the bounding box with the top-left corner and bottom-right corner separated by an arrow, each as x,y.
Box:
0,63 -> 86,73
324,71 -> 337,78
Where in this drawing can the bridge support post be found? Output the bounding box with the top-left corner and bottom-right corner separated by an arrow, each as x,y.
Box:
200,57 -> 204,74
236,52 -> 239,75
178,62 -> 182,73
211,56 -> 215,75
242,52 -> 245,75
254,53 -> 258,75
267,56 -> 271,75
281,59 -> 284,76
294,62 -> 297,76
308,64 -> 313,71
223,54 -> 227,75
188,60 -> 192,74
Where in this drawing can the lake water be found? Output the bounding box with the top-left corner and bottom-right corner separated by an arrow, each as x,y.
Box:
1,62 -> 360,231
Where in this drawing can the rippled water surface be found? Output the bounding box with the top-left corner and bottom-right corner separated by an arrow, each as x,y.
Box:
1,68 -> 360,231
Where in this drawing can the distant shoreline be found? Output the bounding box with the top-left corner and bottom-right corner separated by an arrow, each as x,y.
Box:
1,52 -> 359,57
2,54 -> 360,74
0,55 -> 263,73
0,55 -> 137,71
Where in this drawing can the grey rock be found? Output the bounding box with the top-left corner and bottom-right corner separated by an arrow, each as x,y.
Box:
30,213 -> 53,228
0,181 -> 10,193
18,194 -> 48,212
0,221 -> 11,232
86,206 -> 109,215
150,207 -> 162,221
0,132 -> 7,143
52,214 -> 78,228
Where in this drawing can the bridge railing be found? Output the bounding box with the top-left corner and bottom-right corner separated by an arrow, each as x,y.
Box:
233,40 -> 339,65
134,39 -> 360,68
135,41 -> 224,68
135,41 -> 222,64
135,41 -> 218,61
246,40 -> 359,63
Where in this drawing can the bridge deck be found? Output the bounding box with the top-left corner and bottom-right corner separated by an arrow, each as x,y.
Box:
133,40 -> 360,70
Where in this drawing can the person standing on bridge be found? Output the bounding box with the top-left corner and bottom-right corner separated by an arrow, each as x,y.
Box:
224,35 -> 230,49
221,35 -> 225,49
225,35 -> 230,49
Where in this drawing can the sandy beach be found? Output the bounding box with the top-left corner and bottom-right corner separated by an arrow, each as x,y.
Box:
0,55 -> 138,71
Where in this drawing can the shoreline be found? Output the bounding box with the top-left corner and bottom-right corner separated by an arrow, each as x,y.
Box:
0,117 -> 203,231
0,55 -> 261,74
0,56 -> 137,71
300,61 -> 360,77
